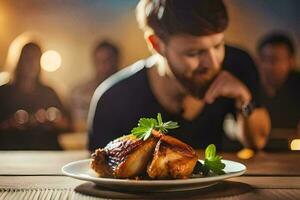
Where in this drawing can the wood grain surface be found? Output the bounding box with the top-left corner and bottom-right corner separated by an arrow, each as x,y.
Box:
0,150 -> 299,199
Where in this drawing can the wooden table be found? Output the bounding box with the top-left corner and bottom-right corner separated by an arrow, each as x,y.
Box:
0,151 -> 299,199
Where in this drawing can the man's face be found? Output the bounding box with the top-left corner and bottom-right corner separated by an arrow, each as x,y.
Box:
94,48 -> 118,79
161,33 -> 225,98
259,44 -> 293,87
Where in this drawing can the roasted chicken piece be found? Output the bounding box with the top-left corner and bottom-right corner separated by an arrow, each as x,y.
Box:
91,130 -> 198,179
147,130 -> 198,179
91,134 -> 157,178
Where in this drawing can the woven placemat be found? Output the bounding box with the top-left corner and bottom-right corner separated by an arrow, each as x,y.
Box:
0,189 -> 73,200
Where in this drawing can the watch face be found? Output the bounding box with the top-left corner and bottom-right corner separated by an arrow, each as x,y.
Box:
241,102 -> 255,117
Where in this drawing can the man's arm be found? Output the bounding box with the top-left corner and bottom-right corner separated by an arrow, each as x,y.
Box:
237,108 -> 271,149
205,71 -> 271,150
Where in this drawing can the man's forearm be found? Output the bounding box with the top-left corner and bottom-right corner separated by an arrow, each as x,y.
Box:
237,108 -> 271,150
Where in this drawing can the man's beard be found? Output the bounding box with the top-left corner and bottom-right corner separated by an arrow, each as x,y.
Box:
168,63 -> 219,99
176,73 -> 218,99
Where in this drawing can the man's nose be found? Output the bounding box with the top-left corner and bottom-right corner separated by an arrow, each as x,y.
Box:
201,49 -> 219,70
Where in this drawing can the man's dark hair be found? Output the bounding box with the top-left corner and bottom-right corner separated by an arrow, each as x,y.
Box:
94,40 -> 120,57
257,32 -> 296,57
136,0 -> 229,41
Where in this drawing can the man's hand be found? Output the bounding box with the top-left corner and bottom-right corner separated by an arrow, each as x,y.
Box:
204,71 -> 252,108
203,71 -> 270,150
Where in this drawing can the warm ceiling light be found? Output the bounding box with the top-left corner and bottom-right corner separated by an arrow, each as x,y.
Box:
290,139 -> 300,151
40,50 -> 62,72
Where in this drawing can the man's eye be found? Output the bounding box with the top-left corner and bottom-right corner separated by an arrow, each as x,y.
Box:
215,43 -> 224,50
186,52 -> 198,57
185,51 -> 205,57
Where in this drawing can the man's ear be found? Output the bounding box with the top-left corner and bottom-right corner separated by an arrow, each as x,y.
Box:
147,34 -> 166,56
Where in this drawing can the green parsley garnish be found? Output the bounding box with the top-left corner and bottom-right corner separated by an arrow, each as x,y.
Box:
131,113 -> 179,140
194,144 -> 226,176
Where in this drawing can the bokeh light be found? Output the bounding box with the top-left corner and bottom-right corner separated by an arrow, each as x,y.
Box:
40,50 -> 62,72
46,107 -> 61,122
237,148 -> 254,160
14,109 -> 29,125
290,139 -> 300,151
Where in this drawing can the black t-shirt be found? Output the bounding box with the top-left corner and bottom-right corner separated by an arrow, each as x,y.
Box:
261,70 -> 300,129
88,46 -> 261,151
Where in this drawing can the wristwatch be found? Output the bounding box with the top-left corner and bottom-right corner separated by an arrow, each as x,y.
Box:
240,101 -> 255,117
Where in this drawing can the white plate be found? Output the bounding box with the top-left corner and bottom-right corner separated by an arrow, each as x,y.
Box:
62,159 -> 246,192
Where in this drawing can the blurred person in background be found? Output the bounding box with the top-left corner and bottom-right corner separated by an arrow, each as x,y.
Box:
257,32 -> 300,130
88,0 -> 271,151
70,40 -> 120,132
0,42 -> 71,150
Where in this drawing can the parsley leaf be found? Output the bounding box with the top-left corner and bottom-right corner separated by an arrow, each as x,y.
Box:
131,113 -> 179,140
203,144 -> 225,175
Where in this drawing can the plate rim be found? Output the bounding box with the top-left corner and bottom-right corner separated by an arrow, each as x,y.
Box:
62,158 -> 246,185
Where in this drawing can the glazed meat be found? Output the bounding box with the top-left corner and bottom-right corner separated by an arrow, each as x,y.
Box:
91,134 -> 157,178
147,131 -> 198,179
91,148 -> 113,177
91,130 -> 199,179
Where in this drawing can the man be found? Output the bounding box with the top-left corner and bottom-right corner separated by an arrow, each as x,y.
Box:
257,32 -> 300,129
88,0 -> 270,151
71,40 -> 120,132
